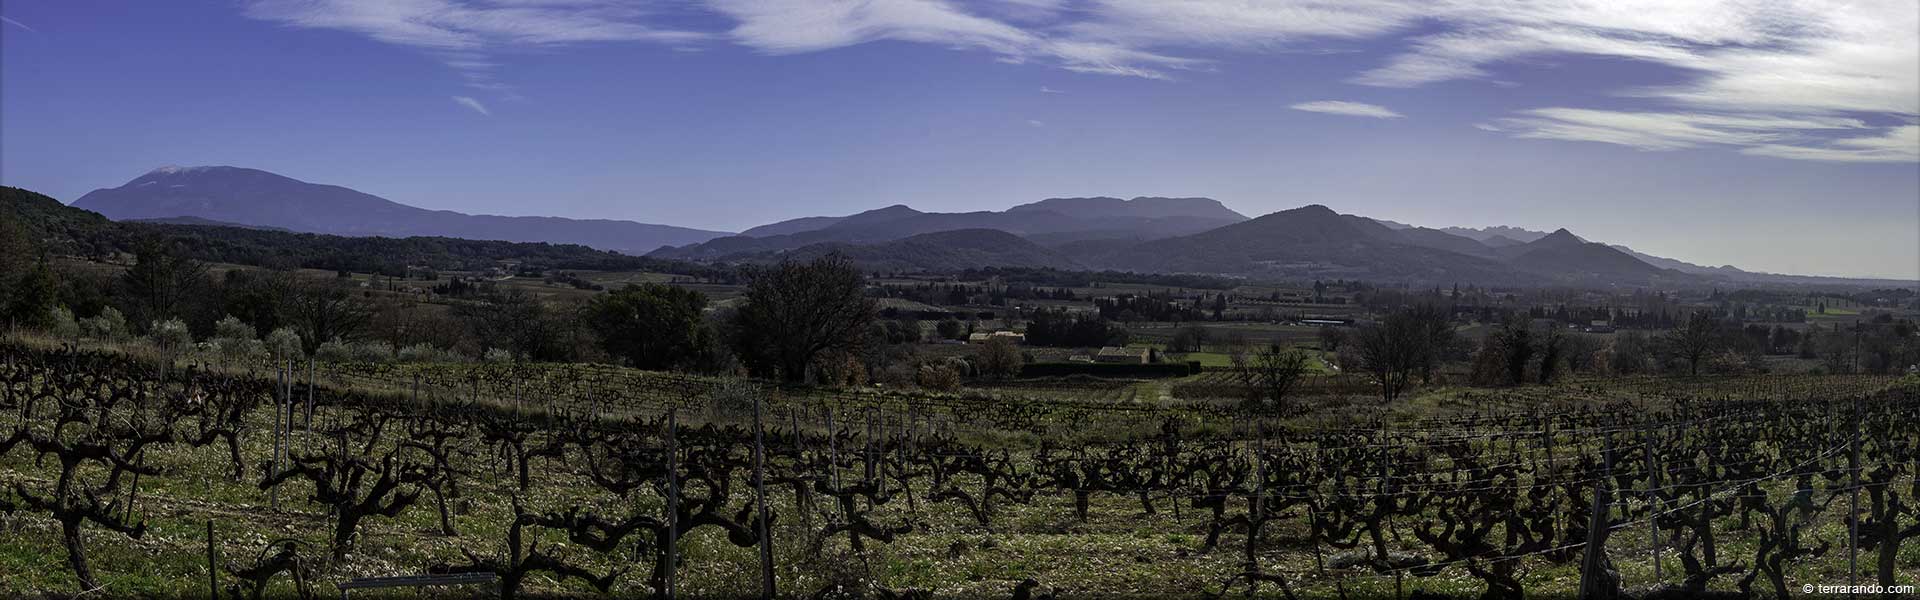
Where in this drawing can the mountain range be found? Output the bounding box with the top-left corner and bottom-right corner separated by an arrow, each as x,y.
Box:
55,165 -> 1912,288
663,197 -> 1249,262
1057,205 -> 1680,286
72,166 -> 728,255
740,229 -> 1085,272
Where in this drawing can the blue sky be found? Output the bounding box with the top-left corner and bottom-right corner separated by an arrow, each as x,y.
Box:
2,0 -> 1916,279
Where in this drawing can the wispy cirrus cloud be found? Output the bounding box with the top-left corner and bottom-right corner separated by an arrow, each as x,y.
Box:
452,95 -> 491,116
1290,100 -> 1402,119
1478,108 -> 1869,151
1743,125 -> 1920,163
704,0 -> 1196,79
687,0 -> 1915,162
234,1 -> 1917,163
243,0 -> 706,92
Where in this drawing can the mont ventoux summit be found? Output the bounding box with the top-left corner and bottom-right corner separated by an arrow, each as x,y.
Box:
65,165 -> 1898,288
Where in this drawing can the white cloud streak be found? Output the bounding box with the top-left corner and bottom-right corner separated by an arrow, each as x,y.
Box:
710,0 -> 1915,161
1289,100 -> 1402,119
237,0 -> 1918,162
1,16 -> 35,32
243,0 -> 706,92
1743,125 -> 1920,163
452,95 -> 491,115
1480,108 -> 1869,151
705,0 -> 1196,79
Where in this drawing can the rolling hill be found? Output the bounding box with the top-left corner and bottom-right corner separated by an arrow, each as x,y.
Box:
747,229 -> 1085,272
678,196 -> 1247,259
72,166 -> 729,255
1006,196 -> 1248,221
1499,229 -> 1678,283
54,165 -> 1903,287
4,185 -> 688,275
1079,205 -> 1541,284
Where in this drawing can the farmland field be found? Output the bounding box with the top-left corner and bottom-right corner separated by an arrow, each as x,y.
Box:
4,340 -> 1917,599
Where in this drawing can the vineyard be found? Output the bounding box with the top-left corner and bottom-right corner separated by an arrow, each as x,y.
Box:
2,342 -> 1918,599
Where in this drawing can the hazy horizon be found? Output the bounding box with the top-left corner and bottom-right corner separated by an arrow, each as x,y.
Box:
3,1 -> 1917,279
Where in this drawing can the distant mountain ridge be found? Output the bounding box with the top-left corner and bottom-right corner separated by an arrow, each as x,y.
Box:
661,196 -> 1247,261
127,215 -> 292,232
671,200 -> 1909,286
61,165 -> 1907,287
1075,205 -> 1541,284
72,166 -> 729,255
1377,220 -> 1556,244
736,229 -> 1084,272
1007,196 -> 1248,221
1377,215 -> 1902,285
3,185 -> 680,275
1500,229 -> 1673,282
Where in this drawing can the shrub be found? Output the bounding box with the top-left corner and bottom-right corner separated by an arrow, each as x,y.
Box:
876,364 -> 918,387
817,353 -> 868,388
149,318 -> 193,352
915,363 -> 963,391
936,318 -> 966,340
708,379 -> 761,422
1706,349 -> 1765,374
397,343 -> 457,363
265,327 -> 304,360
46,306 -> 79,339
79,307 -> 127,340
315,338 -> 353,363
975,337 -> 1023,379
213,315 -> 255,342
350,340 -> 395,363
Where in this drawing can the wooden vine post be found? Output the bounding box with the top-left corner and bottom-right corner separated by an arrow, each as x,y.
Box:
826,410 -> 841,494
1250,425 -> 1267,591
1644,424 -> 1661,583
207,519 -> 218,599
664,409 -> 679,600
1849,394 -> 1861,595
304,356 -> 315,434
1578,433 -> 1615,600
270,360 -> 285,510
751,390 -> 775,599
1381,429 -> 1402,600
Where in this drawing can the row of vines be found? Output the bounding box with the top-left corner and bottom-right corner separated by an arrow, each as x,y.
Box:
2,342 -> 1916,598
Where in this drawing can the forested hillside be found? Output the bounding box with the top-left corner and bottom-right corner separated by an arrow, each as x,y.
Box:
3,186 -> 703,276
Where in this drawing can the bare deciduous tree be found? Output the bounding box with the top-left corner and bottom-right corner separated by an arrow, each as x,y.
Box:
285,286 -> 372,355
1236,344 -> 1311,413
1354,307 -> 1452,403
1666,311 -> 1721,376
732,255 -> 876,383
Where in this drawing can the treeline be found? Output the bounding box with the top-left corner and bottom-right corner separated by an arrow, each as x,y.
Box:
1096,293 -> 1211,322
950,266 -> 1241,290
3,187 -> 1030,389
872,281 -> 1076,308
1024,309 -> 1129,347
2,216 -> 1000,390
1313,304 -> 1920,406
1,186 -> 738,279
